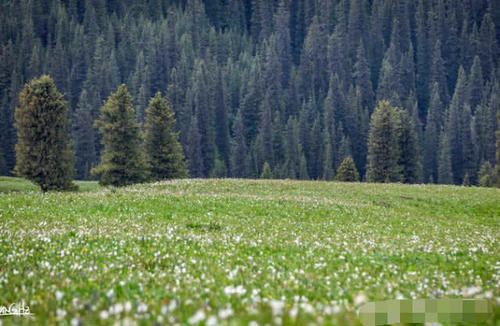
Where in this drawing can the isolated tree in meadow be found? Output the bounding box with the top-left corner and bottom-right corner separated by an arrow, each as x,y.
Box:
144,92 -> 188,181
335,156 -> 360,182
366,101 -> 401,183
92,84 -> 148,186
14,75 -> 76,192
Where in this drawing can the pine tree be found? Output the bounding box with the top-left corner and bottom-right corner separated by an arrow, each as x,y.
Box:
478,161 -> 493,187
335,156 -> 360,182
298,154 -> 309,180
92,84 -> 148,186
396,108 -> 422,183
429,40 -> 450,107
72,89 -> 95,180
366,101 -> 401,183
353,42 -> 374,111
468,56 -> 483,112
144,92 -> 188,181
14,75 -> 76,192
186,116 -> 204,178
232,109 -> 248,178
446,66 -> 472,184
322,130 -> 335,181
423,83 -> 442,183
214,71 -> 230,172
260,161 -> 273,179
438,129 -> 453,184
0,147 -> 6,176
495,112 -> 500,187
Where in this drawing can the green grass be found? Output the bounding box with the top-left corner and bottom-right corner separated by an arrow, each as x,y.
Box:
0,178 -> 498,325
0,176 -> 100,193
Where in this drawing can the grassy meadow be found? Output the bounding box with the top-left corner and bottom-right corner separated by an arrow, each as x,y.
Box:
0,177 -> 498,325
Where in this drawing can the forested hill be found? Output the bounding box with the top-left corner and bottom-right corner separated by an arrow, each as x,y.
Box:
0,0 -> 499,184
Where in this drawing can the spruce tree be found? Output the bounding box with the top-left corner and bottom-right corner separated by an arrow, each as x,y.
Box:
14,75 -> 76,192
366,101 -> 401,183
92,84 -> 148,186
144,92 -> 188,181
438,129 -> 453,184
186,116 -> 204,178
260,162 -> 273,179
335,156 -> 360,182
231,110 -> 248,178
299,154 -> 309,180
495,112 -> 500,187
423,83 -> 442,183
478,161 -> 493,187
72,89 -> 95,180
396,109 -> 422,183
322,131 -> 335,181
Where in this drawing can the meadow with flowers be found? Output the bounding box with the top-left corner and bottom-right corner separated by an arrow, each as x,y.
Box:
0,177 -> 498,325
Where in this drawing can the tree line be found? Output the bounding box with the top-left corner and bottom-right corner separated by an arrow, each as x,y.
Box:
1,0 -> 499,186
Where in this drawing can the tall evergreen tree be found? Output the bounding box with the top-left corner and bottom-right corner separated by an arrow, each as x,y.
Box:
396,108 -> 422,183
232,109 -> 248,178
423,83 -> 443,183
144,92 -> 188,180
366,101 -> 401,183
92,84 -> 148,186
186,116 -> 204,178
72,89 -> 95,180
438,129 -> 453,184
14,75 -> 76,192
353,42 -> 374,111
446,66 -> 473,184
468,55 -> 483,112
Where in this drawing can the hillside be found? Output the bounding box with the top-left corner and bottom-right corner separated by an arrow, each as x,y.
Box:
0,178 -> 498,324
1,0 -> 499,185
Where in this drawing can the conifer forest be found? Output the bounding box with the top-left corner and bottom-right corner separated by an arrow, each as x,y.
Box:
1,0 -> 499,185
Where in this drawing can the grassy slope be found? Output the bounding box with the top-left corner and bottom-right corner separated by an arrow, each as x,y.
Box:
0,178 -> 498,325
0,176 -> 101,194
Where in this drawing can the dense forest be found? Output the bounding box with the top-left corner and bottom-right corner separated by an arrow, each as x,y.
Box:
0,0 -> 499,185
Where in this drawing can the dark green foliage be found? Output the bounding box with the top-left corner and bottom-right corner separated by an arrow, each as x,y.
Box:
231,110 -> 248,178
366,101 -> 401,183
396,109 -> 422,184
144,92 -> 188,181
322,132 -> 334,181
260,162 -> 272,179
72,90 -> 95,180
366,100 -> 421,184
14,75 -> 76,192
495,112 -> 500,187
92,84 -> 148,186
478,161 -> 493,187
438,130 -> 453,184
423,83 -> 442,183
0,0 -> 498,183
335,156 -> 360,182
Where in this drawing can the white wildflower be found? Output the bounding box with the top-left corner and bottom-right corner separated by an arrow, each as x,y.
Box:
55,291 -> 64,301
188,309 -> 205,324
99,310 -> 109,320
354,293 -> 367,306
